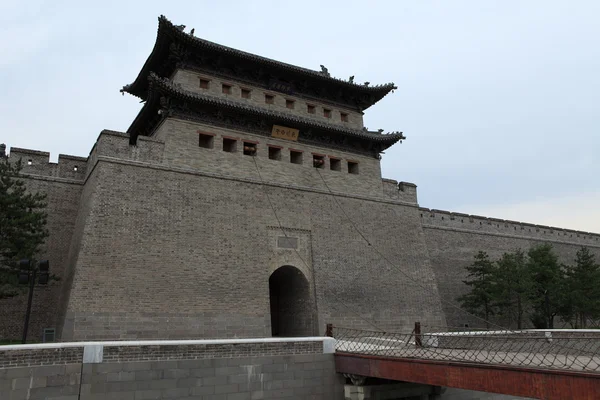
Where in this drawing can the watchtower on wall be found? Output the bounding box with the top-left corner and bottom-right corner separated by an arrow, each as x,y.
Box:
3,16 -> 599,342
49,16 -> 446,341
119,16 -> 404,194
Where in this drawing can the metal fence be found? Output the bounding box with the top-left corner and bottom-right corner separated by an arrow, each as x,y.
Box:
328,323 -> 600,372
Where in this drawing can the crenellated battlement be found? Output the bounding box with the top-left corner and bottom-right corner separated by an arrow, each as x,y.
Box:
382,178 -> 418,203
87,130 -> 164,173
8,147 -> 88,181
420,207 -> 600,246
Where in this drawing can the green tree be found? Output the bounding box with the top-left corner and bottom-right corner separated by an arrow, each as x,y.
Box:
457,251 -> 497,328
494,249 -> 532,329
527,244 -> 562,329
561,247 -> 600,328
0,157 -> 49,298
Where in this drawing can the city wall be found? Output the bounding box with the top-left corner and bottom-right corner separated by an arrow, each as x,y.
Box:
420,208 -> 600,328
59,153 -> 443,340
1,132 -> 165,341
0,337 -> 340,400
1,128 -> 421,341
3,123 -> 600,341
1,149 -> 85,341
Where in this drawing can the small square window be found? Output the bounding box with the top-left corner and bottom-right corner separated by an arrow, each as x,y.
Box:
199,132 -> 214,149
241,88 -> 251,99
268,146 -> 282,161
340,113 -> 349,122
324,109 -> 332,118
222,84 -> 232,94
243,142 -> 257,156
330,158 -> 341,171
290,150 -> 303,164
265,94 -> 275,104
286,99 -> 295,109
307,105 -> 316,114
348,161 -> 359,174
223,137 -> 237,153
199,79 -> 210,89
313,154 -> 325,169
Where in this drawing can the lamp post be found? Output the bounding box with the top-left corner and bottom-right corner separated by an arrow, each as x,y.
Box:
18,259 -> 49,344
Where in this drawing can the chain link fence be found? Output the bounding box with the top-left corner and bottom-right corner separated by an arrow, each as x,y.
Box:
329,324 -> 600,372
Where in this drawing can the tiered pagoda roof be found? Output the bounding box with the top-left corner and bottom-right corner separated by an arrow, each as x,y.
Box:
122,16 -> 397,111
122,16 -> 405,157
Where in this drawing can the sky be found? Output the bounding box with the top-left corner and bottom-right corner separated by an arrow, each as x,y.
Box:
1,0 -> 598,233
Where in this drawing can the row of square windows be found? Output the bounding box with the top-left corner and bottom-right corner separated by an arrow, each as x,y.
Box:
199,78 -> 350,122
198,132 -> 359,174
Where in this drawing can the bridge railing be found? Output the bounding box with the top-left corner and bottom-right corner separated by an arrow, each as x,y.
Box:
327,323 -> 600,372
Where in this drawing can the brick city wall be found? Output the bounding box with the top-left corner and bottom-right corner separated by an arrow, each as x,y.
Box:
420,208 -> 600,328
0,149 -> 85,341
60,152 -> 444,340
0,337 -> 340,400
4,117 -> 600,342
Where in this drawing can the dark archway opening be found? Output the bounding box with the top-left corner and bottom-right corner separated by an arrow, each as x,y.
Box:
269,266 -> 313,337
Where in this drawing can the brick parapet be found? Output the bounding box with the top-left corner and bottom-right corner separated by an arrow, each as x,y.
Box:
0,338 -> 331,368
8,147 -> 88,180
420,207 -> 600,248
102,341 -> 322,362
382,178 -> 418,203
0,347 -> 83,368
86,130 -> 165,179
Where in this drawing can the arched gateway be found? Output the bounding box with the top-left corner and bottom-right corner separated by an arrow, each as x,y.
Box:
268,266 -> 314,337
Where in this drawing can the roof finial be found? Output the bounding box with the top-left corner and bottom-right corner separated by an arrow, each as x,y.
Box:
319,65 -> 330,77
175,24 -> 186,31
364,82 -> 370,86
190,28 -> 195,36
349,75 -> 354,83
0,143 -> 6,158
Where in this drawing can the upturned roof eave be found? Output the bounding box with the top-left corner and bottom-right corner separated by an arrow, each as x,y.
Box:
122,15 -> 397,107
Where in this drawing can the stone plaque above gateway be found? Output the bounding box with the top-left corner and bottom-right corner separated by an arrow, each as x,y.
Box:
277,236 -> 298,249
271,125 -> 299,141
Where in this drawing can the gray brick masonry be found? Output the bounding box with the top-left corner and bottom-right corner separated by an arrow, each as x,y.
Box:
0,338 -> 341,400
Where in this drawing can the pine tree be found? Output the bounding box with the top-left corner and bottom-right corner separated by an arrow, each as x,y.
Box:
494,250 -> 532,329
562,247 -> 600,328
0,157 -> 49,298
527,244 -> 562,329
457,251 -> 497,328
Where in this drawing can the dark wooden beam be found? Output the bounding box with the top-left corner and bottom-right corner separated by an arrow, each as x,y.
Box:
335,353 -> 600,400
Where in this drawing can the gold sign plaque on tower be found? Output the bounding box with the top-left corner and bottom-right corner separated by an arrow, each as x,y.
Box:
271,125 -> 299,141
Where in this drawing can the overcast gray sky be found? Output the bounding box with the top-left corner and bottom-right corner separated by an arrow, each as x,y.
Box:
1,0 -> 598,233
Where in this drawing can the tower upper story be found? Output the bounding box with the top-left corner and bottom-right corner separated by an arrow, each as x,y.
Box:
118,16 -> 411,201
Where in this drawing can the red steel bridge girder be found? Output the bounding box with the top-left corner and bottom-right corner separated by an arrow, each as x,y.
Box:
335,353 -> 600,400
